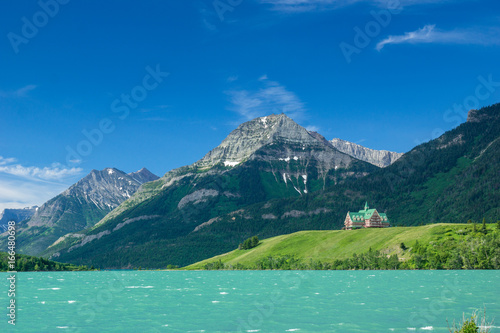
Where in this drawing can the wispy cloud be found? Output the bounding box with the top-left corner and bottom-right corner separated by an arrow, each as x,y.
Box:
139,105 -> 170,113
0,157 -> 82,181
0,157 -> 17,166
377,0 -> 455,5
138,105 -> 171,121
139,117 -> 170,122
355,138 -> 367,144
0,178 -> 68,212
259,0 -> 356,12
226,76 -> 306,121
306,125 -> 320,132
0,157 -> 82,211
376,24 -> 500,51
259,0 -> 455,12
0,84 -> 37,98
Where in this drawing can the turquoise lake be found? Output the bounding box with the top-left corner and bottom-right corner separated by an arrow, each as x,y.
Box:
0,270 -> 498,332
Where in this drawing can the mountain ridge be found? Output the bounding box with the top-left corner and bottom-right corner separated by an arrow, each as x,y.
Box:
330,138 -> 403,167
0,206 -> 38,228
0,167 -> 158,255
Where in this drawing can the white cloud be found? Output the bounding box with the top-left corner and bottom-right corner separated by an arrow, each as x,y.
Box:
306,125 -> 320,132
0,157 -> 82,211
259,0 -> 454,12
377,0 -> 454,5
0,163 -> 82,181
376,24 -> 500,50
139,117 -> 170,122
226,76 -> 306,121
0,157 -> 82,181
355,138 -> 367,144
259,0 -> 360,12
0,156 -> 17,166
0,84 -> 37,98
376,24 -> 436,50
0,178 -> 68,212
139,105 -> 170,113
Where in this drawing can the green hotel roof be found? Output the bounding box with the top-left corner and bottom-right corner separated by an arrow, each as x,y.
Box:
348,203 -> 390,222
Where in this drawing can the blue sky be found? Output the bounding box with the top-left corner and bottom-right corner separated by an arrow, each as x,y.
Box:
1,0 -> 499,210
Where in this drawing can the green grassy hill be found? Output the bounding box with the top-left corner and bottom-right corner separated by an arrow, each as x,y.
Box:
185,223 -> 499,270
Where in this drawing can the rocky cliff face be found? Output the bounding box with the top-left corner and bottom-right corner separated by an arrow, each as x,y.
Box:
330,138 -> 403,167
0,206 -> 38,228
1,167 -> 158,256
466,108 -> 496,123
197,114 -> 322,168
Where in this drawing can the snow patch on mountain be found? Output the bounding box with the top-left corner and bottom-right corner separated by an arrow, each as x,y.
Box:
224,161 -> 240,167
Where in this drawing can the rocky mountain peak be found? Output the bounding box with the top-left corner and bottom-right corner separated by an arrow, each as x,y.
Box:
196,114 -> 321,168
128,167 -> 159,184
27,167 -> 157,229
9,166 -> 159,255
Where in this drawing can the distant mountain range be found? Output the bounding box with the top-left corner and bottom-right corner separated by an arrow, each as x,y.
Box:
330,138 -> 403,167
0,168 -> 158,255
0,206 -> 38,229
5,103 -> 499,270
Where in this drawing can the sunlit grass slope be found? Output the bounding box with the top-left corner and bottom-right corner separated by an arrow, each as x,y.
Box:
185,224 -> 472,269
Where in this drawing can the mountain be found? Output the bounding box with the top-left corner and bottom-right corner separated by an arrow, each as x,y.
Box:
196,114 -> 338,169
89,114 -> 375,228
0,206 -> 38,228
0,167 -> 158,256
128,167 -> 159,184
47,104 -> 500,269
180,103 -> 500,245
49,114 -> 377,268
330,138 -> 403,167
